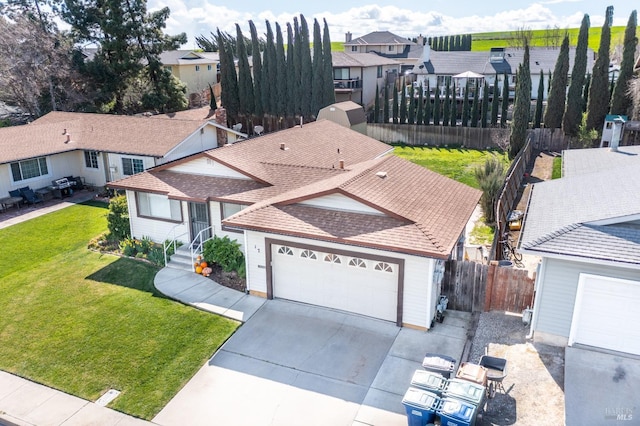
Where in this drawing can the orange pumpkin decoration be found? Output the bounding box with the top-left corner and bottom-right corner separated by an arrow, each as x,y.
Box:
195,266 -> 203,274
200,261 -> 208,268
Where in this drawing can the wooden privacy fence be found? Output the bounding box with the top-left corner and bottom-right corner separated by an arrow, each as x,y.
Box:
442,260 -> 535,314
367,123 -> 510,149
529,127 -> 571,152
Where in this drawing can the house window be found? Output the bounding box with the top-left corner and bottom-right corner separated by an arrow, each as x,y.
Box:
195,65 -> 200,71
334,68 -> 349,80
207,64 -> 212,71
351,46 -> 357,52
84,151 -> 99,169
377,66 -> 383,78
388,45 -> 394,52
349,258 -> 366,268
300,250 -> 317,260
221,202 -> 246,219
375,262 -> 393,272
136,192 -> 182,222
122,158 -> 144,176
324,253 -> 341,264
278,246 -> 294,255
10,157 -> 48,182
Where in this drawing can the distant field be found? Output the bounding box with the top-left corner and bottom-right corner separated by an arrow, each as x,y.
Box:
330,25 -> 634,52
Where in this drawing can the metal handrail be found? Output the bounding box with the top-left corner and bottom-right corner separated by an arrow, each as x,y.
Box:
190,226 -> 214,271
163,223 -> 188,267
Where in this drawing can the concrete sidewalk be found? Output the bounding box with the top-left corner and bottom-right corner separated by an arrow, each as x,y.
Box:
153,267 -> 265,322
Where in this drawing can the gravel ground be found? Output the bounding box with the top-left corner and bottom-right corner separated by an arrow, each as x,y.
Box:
467,311 -> 565,426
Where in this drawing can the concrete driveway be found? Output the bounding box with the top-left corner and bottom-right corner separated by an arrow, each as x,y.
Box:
565,347 -> 640,426
153,299 -> 470,426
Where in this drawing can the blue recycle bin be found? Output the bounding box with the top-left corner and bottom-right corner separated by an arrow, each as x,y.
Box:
422,353 -> 457,378
437,396 -> 478,426
402,387 -> 440,426
410,369 -> 448,396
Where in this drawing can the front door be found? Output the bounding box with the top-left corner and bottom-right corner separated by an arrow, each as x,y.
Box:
189,202 -> 211,243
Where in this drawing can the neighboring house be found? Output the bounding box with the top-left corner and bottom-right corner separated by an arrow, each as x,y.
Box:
317,101 -> 367,134
109,120 -> 481,329
410,45 -> 595,100
344,31 -> 422,73
0,107 -> 245,198
159,50 -> 221,99
520,145 -> 640,356
332,52 -> 400,108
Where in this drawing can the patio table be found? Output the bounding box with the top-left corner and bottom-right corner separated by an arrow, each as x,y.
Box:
0,196 -> 23,210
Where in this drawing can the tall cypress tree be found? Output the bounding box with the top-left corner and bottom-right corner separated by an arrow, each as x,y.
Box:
501,73 -> 509,127
293,18 -> 302,116
462,81 -> 470,127
399,79 -> 407,123
610,10 -> 638,115
563,14 -> 589,136
408,87 -> 416,125
217,29 -> 239,123
450,81 -> 457,126
586,6 -> 612,132
481,81 -> 489,128
424,80 -> 432,125
417,85 -> 424,125
374,84 -> 380,123
544,34 -> 569,128
491,75 -> 500,126
534,69 -> 544,128
262,21 -> 276,115
275,23 -> 287,116
383,83 -> 390,123
510,64 -> 529,159
392,82 -> 399,124
285,23 -> 296,115
470,79 -> 480,127
322,19 -> 335,107
443,77 -> 451,126
249,21 -> 263,117
235,24 -> 254,119
311,19 -> 323,117
433,82 -> 441,125
299,15 -> 313,118
443,36 -> 449,52
582,73 -> 591,112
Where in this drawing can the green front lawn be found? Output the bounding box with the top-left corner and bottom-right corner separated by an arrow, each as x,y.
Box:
392,145 -> 509,189
0,202 -> 239,419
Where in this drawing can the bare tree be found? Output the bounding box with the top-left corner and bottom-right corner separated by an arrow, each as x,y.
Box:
543,25 -> 562,48
508,26 -> 534,49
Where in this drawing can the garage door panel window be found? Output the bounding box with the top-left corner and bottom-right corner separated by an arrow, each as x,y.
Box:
277,246 -> 294,255
324,253 -> 341,264
349,258 -> 366,268
375,262 -> 393,272
301,250 -> 317,260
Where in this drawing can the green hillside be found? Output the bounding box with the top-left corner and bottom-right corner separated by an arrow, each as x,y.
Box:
330,26 -> 636,52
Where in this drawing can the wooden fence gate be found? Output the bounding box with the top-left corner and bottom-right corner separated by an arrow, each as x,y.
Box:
442,260 -> 535,314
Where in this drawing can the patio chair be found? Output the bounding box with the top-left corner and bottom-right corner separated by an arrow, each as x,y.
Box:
21,188 -> 43,205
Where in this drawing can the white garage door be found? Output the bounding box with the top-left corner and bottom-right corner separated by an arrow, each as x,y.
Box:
569,274 -> 640,355
271,244 -> 399,323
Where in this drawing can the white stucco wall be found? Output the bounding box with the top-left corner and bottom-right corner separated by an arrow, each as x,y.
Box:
161,125 -> 219,164
106,154 -> 156,183
298,193 -> 384,215
244,230 -> 437,329
170,157 -> 250,179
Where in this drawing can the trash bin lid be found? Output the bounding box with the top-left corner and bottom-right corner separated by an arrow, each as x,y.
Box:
438,397 -> 476,422
402,387 -> 440,410
422,353 -> 456,372
456,362 -> 488,386
443,378 -> 485,405
411,370 -> 448,391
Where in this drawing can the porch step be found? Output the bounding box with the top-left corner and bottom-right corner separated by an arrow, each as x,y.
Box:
166,246 -> 194,272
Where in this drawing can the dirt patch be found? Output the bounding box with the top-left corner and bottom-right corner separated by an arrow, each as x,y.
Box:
207,264 -> 246,293
468,311 -> 565,426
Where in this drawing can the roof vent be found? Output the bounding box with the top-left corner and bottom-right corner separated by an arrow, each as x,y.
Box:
339,159 -> 344,169
376,171 -> 388,178
280,142 -> 288,151
65,134 -> 71,144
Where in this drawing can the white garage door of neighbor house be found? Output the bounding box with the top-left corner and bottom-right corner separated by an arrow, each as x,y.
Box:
569,274 -> 640,356
271,244 -> 399,322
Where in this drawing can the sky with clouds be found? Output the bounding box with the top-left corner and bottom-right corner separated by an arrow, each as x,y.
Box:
148,1 -> 635,48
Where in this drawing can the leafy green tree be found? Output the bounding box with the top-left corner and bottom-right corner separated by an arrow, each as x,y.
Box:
311,19 -> 323,116
462,82 -> 470,126
249,21 -> 264,117
481,81 -> 489,128
299,15 -> 313,118
383,84 -> 390,123
392,83 -> 399,124
107,195 -> 130,241
450,82 -> 457,126
322,19 -> 335,107
501,73 -> 509,127
443,77 -> 451,126
534,70 -> 544,128
275,22 -> 287,116
491,76 -> 500,126
235,24 -> 254,118
586,6 -> 612,133
374,84 -> 380,123
470,79 -> 479,127
610,10 -> 638,115
563,14 -> 589,136
544,35 -> 569,128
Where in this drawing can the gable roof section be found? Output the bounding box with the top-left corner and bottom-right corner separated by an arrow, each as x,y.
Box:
332,52 -> 401,67
159,50 -> 220,65
224,155 -> 481,258
0,111 -> 232,164
345,31 -> 416,46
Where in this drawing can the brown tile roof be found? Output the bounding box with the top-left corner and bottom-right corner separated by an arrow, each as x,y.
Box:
0,111 -> 211,164
225,155 -> 481,258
